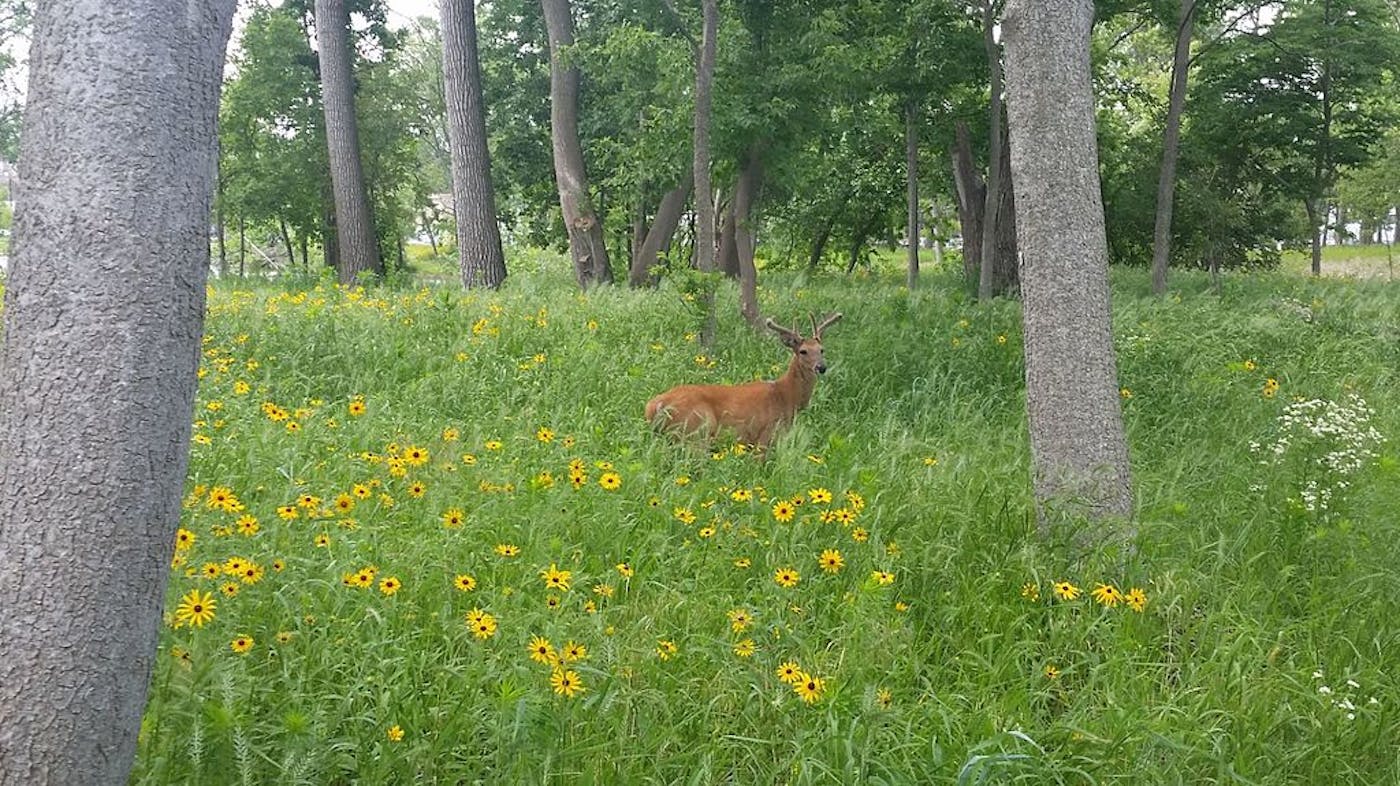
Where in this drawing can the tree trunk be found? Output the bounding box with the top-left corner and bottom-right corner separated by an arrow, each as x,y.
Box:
951,120 -> 985,288
905,101 -> 920,289
442,0 -> 507,288
541,0 -> 612,288
734,147 -> 762,326
630,172 -> 692,287
692,0 -> 718,274
1003,0 -> 1134,526
1151,0 -> 1197,296
316,0 -> 382,284
991,131 -> 1019,295
1305,199 -> 1323,276
717,192 -> 739,276
238,215 -> 247,276
0,2 -> 236,782
321,200 -> 340,272
978,0 -> 1005,301
846,214 -> 878,275
215,157 -> 227,277
930,200 -> 945,266
279,217 -> 295,271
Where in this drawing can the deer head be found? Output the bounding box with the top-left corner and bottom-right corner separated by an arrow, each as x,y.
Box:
765,312 -> 842,375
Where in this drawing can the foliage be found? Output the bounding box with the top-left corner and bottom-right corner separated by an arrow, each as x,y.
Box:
131,261 -> 1400,783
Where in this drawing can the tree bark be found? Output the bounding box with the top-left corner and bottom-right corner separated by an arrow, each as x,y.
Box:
735,147 -> 763,326
279,217 -> 295,270
316,0 -> 382,284
0,1 -> 236,782
238,215 -> 247,276
991,131 -> 1019,295
1307,199 -> 1323,276
630,172 -> 692,287
978,0 -> 1006,301
692,0 -> 718,274
541,0 -> 612,288
951,120 -> 985,288
905,101 -> 920,289
1003,0 -> 1134,525
930,200 -> 944,266
717,192 -> 739,276
1150,0 -> 1197,296
442,0 -> 507,288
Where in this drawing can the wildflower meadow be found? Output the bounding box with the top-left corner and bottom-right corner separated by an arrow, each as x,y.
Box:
130,257 -> 1400,783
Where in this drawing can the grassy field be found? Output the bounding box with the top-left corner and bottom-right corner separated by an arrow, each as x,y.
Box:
131,251 -> 1399,783
1280,243 -> 1397,279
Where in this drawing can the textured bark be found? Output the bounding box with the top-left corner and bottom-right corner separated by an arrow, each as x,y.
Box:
541,0 -> 612,288
630,172 -> 692,287
717,193 -> 739,276
692,0 -> 718,274
0,2 -> 236,782
1150,0 -> 1197,296
735,148 -> 763,326
905,102 -> 920,289
441,0 -> 507,288
951,120 -> 985,287
1003,0 -> 1134,525
978,0 -> 1005,301
316,0 -> 382,284
990,133 -> 1019,295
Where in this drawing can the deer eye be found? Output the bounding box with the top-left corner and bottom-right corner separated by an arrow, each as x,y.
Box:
799,349 -> 808,355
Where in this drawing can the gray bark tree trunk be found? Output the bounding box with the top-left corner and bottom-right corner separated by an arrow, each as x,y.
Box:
0,1 -> 236,782
1003,0 -> 1134,525
1150,0 -> 1197,296
316,0 -> 382,284
630,172 -> 692,286
978,0 -> 1005,301
717,193 -> 740,276
735,147 -> 763,326
951,120 -> 985,288
441,0 -> 507,288
541,0 -> 612,288
692,0 -> 718,274
905,102 -> 920,289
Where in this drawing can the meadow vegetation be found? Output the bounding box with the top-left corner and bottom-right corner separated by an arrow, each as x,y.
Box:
131,253 -> 1399,783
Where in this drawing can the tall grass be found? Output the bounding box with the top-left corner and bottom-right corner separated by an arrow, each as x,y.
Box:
134,254 -> 1400,783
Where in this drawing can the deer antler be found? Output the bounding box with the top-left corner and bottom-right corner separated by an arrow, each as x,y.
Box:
813,312 -> 842,340
765,317 -> 804,348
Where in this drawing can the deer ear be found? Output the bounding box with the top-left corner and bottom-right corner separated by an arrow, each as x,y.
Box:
766,318 -> 803,349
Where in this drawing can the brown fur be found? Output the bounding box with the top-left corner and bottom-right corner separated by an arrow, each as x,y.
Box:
645,314 -> 840,447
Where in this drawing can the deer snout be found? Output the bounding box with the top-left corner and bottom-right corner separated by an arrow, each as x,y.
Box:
816,363 -> 827,374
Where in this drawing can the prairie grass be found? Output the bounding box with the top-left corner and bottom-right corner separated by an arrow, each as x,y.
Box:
134,252 -> 1400,784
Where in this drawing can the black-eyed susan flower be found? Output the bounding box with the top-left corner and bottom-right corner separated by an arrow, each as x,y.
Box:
175,528 -> 196,550
819,550 -> 845,574
771,500 -> 796,523
379,576 -> 401,596
235,515 -> 260,536
484,439 -> 503,451
453,574 -> 477,592
352,484 -> 372,500
727,608 -> 752,632
348,398 -> 366,416
1045,664 -> 1060,680
1091,583 -> 1122,608
1125,587 -> 1147,613
230,635 -> 254,654
550,668 -> 585,698
314,533 -> 330,548
834,508 -> 856,526
560,641 -> 587,663
275,631 -> 293,644
793,672 -> 825,703
441,508 -> 465,529
808,488 -> 833,504
598,471 -> 621,491
276,505 -> 299,521
175,590 -> 216,627
495,544 -> 520,558
850,528 -> 869,543
774,568 -> 800,588
466,608 -> 497,639
615,562 -> 634,578
845,490 -> 866,511
334,494 -> 355,513
656,639 -> 678,660
733,639 -> 756,658
872,570 -> 895,585
673,507 -> 696,525
402,445 -> 429,466
536,427 -> 554,443
407,481 -> 427,498
1020,582 -> 1040,601
733,557 -> 751,569
730,488 -> 753,502
544,595 -> 562,610
528,636 -> 556,665
541,563 -> 572,591
777,662 -> 803,683
1052,581 -> 1081,601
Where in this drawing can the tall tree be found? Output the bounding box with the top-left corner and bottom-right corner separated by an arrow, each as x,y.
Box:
316,0 -> 383,283
441,0 -> 507,288
905,101 -> 920,289
0,0 -> 236,781
1003,0 -> 1133,524
541,0 -> 613,287
1149,0 -> 1199,295
977,0 -> 1006,301
693,0 -> 718,275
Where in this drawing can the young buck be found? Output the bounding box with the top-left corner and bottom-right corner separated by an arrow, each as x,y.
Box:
645,313 -> 842,447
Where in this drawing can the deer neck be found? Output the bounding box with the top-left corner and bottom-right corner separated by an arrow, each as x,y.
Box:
774,355 -> 818,412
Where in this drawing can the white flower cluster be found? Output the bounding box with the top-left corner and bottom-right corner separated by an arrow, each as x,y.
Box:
1250,394 -> 1385,512
1278,297 -> 1316,323
1313,670 -> 1381,721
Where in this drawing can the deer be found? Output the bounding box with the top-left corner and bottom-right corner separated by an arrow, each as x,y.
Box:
645,313 -> 842,448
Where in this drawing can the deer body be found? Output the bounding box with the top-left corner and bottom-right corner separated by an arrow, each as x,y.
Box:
646,313 -> 841,447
